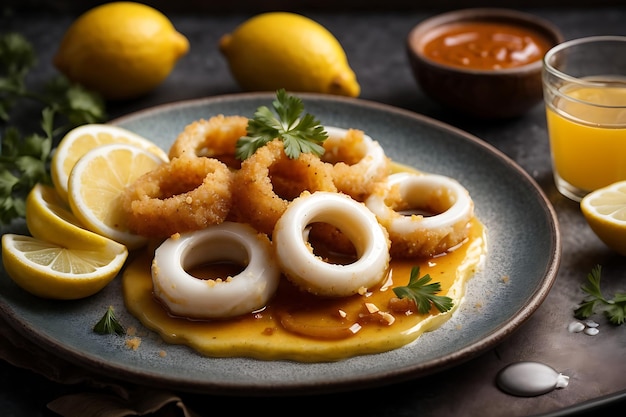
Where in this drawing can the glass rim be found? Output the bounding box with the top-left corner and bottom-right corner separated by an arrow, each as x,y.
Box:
543,35 -> 626,87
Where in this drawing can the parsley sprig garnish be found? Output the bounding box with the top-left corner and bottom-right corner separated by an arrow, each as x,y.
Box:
574,264 -> 626,325
393,266 -> 454,314
0,32 -> 106,226
93,306 -> 126,336
235,89 -> 328,160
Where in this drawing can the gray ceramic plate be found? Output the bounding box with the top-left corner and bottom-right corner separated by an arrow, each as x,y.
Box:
0,93 -> 560,396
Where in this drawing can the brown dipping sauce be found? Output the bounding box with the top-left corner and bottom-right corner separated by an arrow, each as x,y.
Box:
421,21 -> 553,70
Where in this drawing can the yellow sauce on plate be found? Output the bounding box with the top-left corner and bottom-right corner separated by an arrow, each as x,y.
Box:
122,218 -> 486,362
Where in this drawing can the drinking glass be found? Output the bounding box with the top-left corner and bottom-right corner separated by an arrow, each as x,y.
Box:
542,36 -> 626,202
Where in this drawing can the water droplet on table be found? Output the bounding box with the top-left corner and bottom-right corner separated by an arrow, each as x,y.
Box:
568,321 -> 585,333
496,361 -> 570,397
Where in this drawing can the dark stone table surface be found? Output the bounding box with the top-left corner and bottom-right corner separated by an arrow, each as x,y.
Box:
1,5 -> 625,417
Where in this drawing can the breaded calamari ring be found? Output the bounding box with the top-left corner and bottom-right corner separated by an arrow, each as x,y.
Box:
229,139 -> 337,236
168,114 -> 248,168
364,172 -> 474,258
122,156 -> 233,238
321,126 -> 390,201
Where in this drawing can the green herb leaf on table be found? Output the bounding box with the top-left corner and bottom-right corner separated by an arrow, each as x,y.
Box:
574,264 -> 626,325
0,32 -> 106,226
93,306 -> 126,336
393,266 -> 454,314
235,88 -> 328,160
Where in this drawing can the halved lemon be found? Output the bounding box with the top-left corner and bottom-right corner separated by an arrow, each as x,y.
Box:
51,123 -> 169,203
580,180 -> 626,256
67,143 -> 165,250
1,233 -> 127,300
26,183 -> 116,250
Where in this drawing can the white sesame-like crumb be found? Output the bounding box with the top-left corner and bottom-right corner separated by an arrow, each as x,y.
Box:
378,311 -> 395,325
349,323 -> 362,334
365,302 -> 379,313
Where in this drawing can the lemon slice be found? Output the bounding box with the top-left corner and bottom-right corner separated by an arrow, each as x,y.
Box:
51,123 -> 169,203
68,143 -> 165,250
26,183 -> 117,251
1,233 -> 127,300
580,180 -> 626,256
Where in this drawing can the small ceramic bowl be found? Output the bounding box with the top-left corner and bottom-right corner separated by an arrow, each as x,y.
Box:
407,8 -> 564,119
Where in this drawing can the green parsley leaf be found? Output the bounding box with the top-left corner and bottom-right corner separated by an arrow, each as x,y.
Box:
44,77 -> 106,130
574,264 -> 626,325
235,88 -> 328,160
0,32 -> 106,226
393,266 -> 454,314
93,306 -> 126,336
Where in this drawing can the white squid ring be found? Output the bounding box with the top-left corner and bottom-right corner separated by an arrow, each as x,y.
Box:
151,222 -> 280,319
273,191 -> 391,297
321,126 -> 390,201
364,172 -> 474,258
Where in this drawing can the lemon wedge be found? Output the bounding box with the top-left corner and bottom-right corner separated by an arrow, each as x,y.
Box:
51,123 -> 169,203
26,183 -> 119,251
580,180 -> 626,256
67,143 -> 165,250
1,233 -> 127,300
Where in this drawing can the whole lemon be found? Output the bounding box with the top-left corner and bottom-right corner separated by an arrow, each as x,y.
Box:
219,12 -> 360,97
53,2 -> 189,100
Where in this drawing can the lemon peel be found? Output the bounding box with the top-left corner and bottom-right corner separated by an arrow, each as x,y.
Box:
219,12 -> 360,97
580,180 -> 626,256
1,233 -> 127,300
26,183 -> 119,251
53,1 -> 189,100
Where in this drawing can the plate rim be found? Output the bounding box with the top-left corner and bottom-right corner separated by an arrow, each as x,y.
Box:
0,92 -> 561,396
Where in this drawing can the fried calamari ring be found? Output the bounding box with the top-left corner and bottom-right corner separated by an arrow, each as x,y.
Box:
168,114 -> 248,168
229,139 -> 337,236
273,191 -> 391,297
364,172 -> 474,258
122,156 -> 233,238
321,126 -> 390,201
152,222 -> 280,319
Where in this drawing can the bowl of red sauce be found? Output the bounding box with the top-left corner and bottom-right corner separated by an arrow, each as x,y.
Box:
407,8 -> 563,119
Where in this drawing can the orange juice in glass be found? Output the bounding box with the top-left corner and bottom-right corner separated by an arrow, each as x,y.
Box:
543,36 -> 626,201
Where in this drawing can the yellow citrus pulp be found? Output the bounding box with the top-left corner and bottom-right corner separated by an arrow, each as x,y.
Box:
53,1 -> 189,100
67,143 -> 166,250
219,12 -> 360,97
580,180 -> 626,256
51,123 -> 169,203
1,234 -> 127,300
